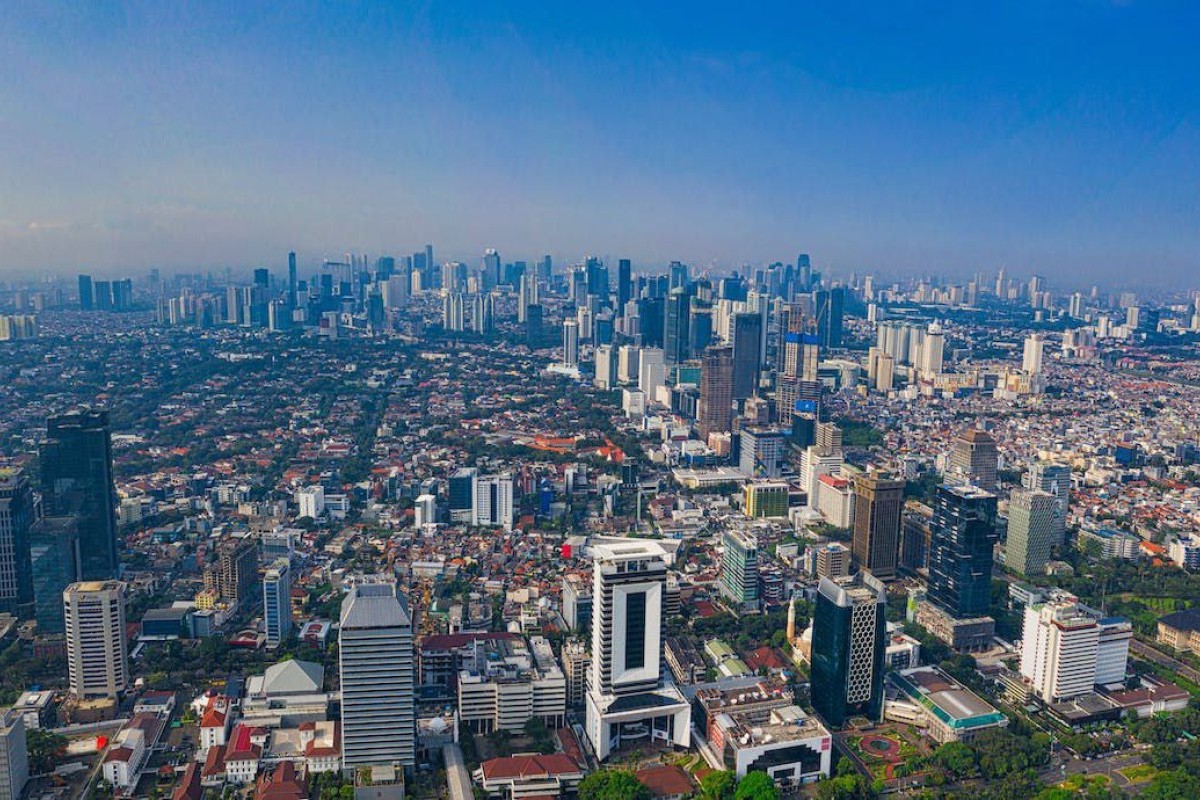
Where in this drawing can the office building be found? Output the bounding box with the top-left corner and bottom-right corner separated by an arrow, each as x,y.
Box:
0,708 -> 28,800
562,319 -> 579,367
949,429 -> 999,490
78,274 -> 94,310
1020,599 -> 1131,703
719,529 -> 759,612
41,411 -> 118,581
594,345 -> 617,389
664,290 -> 690,365
927,485 -> 998,620
448,468 -> 478,523
810,573 -> 887,728
813,542 -> 851,579
1024,461 -> 1070,545
64,581 -> 128,699
697,345 -> 734,438
456,635 -> 566,733
585,539 -> 690,761
29,516 -> 79,635
562,640 -> 590,708
339,581 -> 415,771
744,482 -> 789,519
263,559 -> 293,648
0,469 -> 34,617
1006,489 -> 1058,576
414,494 -> 437,528
887,666 -> 1008,744
851,473 -> 905,580
814,287 -> 844,348
473,474 -> 514,531
562,574 -> 592,632
1022,333 -> 1045,375
739,427 -> 787,478
731,313 -> 762,401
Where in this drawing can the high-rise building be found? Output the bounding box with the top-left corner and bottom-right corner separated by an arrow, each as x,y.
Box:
473,474 -> 514,531
814,542 -> 851,579
744,482 -> 789,518
814,287 -> 844,349
204,537 -> 258,609
1022,333 -> 1045,375
448,468 -> 478,523
738,427 -> 787,478
263,558 -> 293,648
594,345 -> 617,390
1006,489 -> 1057,577
918,323 -> 945,376
949,428 -> 999,490
78,274 -> 95,310
562,639 -> 590,708
414,494 -> 437,528
40,411 -> 118,581
851,473 -> 905,580
810,573 -> 886,728
0,707 -> 28,800
64,580 -> 128,699
562,319 -> 579,367
617,259 -> 632,313
697,345 -> 734,438
719,529 -> 759,612
1024,462 -> 1070,545
731,312 -> 763,402
585,539 -> 690,761
29,516 -> 79,635
1020,599 -> 1131,703
927,485 -> 998,619
0,469 -> 35,617
339,581 -> 415,771
663,290 -> 691,365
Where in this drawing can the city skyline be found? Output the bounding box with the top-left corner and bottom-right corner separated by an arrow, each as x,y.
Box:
2,3 -> 1198,283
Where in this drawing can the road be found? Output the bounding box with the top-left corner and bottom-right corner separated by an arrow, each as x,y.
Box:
1129,639 -> 1200,685
1040,750 -> 1150,792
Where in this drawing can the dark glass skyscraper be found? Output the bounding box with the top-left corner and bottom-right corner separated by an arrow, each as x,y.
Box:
927,484 -> 998,619
0,468 -> 35,617
40,411 -> 119,581
617,258 -> 632,313
731,312 -> 763,401
815,287 -> 845,348
811,573 -> 886,728
663,289 -> 691,365
78,274 -> 94,310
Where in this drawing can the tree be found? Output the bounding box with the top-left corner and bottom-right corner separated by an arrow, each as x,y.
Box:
1143,769 -> 1200,800
699,770 -> 736,800
734,771 -> 779,800
26,729 -> 67,774
932,741 -> 976,778
577,770 -> 652,800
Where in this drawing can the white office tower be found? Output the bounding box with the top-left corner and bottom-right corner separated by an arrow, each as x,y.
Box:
918,323 -> 945,376
414,493 -> 437,528
1005,489 -> 1057,576
64,581 -> 128,699
800,446 -> 843,509
1020,599 -> 1131,702
1022,332 -> 1045,375
594,345 -> 617,389
474,474 -> 515,530
339,581 -> 415,772
0,707 -> 28,800
297,485 -> 325,520
617,345 -> 641,383
637,348 -> 666,399
263,558 -> 293,648
562,319 -> 580,367
585,539 -> 690,761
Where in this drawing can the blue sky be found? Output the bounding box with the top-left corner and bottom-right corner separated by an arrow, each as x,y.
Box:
1,2 -> 1197,285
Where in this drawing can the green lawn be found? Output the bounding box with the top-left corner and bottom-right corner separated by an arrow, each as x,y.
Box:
1118,764 -> 1158,785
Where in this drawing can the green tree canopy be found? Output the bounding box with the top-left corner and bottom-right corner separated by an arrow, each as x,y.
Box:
734,771 -> 779,800
578,770 -> 652,800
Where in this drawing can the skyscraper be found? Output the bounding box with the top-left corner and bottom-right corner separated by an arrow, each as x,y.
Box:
851,473 -> 905,580
339,580 -> 415,771
64,580 -> 128,699
719,529 -> 759,612
1005,489 -> 1057,576
473,474 -> 514,530
585,539 -> 690,761
663,289 -> 690,365
731,312 -> 762,402
927,484 -> 998,619
1024,461 -> 1070,545
29,516 -> 79,634
1022,332 -> 1045,375
40,411 -> 118,581
617,258 -> 632,313
263,558 -> 293,648
949,428 -> 999,490
811,573 -> 886,728
0,469 -> 34,618
562,319 -> 579,367
814,287 -> 844,349
78,275 -> 94,310
1020,599 -> 1131,703
594,345 -> 617,390
697,345 -> 734,438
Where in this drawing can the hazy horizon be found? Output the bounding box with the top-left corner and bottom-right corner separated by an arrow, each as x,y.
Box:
2,3 -> 1198,285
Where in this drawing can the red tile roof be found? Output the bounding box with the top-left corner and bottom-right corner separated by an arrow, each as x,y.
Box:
480,754 -> 582,781
636,764 -> 695,797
